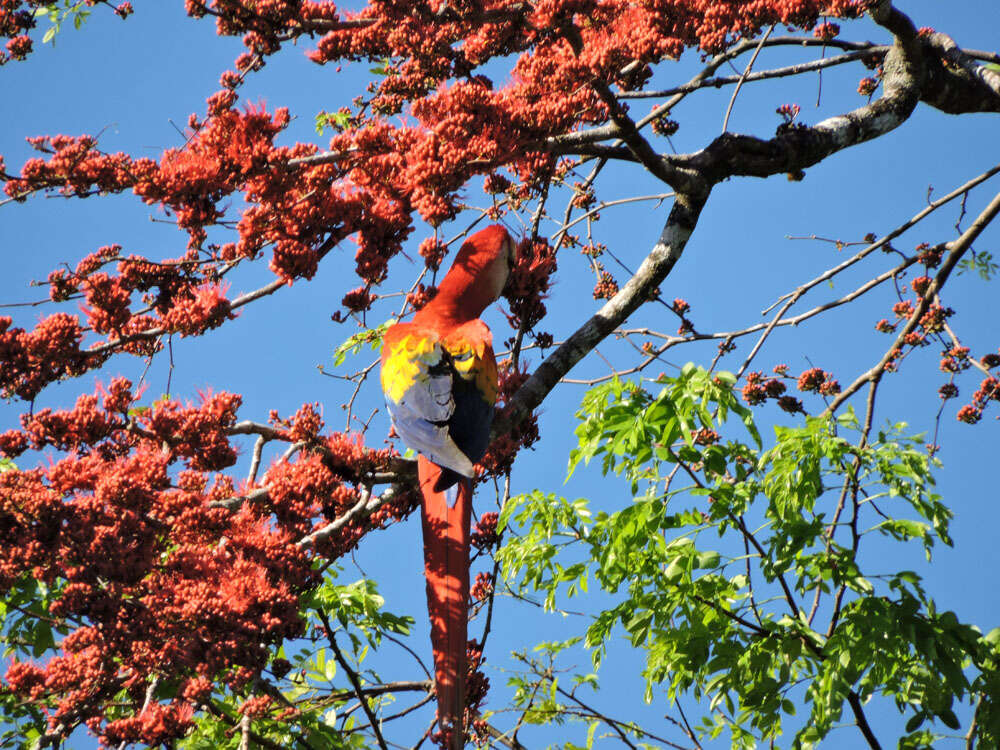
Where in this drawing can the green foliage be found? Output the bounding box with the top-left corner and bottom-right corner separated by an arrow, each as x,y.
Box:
0,574 -> 69,749
33,1 -> 93,45
500,365 -> 999,748
176,571 -> 415,750
332,321 -> 391,367
957,248 -> 999,280
315,109 -> 354,134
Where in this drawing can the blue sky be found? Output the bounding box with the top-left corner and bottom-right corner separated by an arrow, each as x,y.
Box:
2,1 -> 1000,747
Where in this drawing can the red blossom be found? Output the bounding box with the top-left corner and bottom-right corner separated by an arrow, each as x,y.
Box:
857,76 -> 878,96
939,383 -> 959,399
776,103 -> 800,123
406,283 -> 439,311
471,571 -> 494,601
592,271 -> 618,300
480,362 -> 539,478
797,367 -> 826,392
875,318 -> 896,333
813,21 -> 840,39
916,242 -> 944,267
892,300 -> 914,319
503,238 -> 558,331
692,428 -> 720,445
651,116 -> 679,136
0,372 -> 405,743
911,275 -> 932,296
341,286 -> 375,314
471,512 -> 500,550
418,236 -> 448,271
957,404 -> 981,424
918,303 -> 953,333
777,395 -> 804,414
764,378 -> 786,398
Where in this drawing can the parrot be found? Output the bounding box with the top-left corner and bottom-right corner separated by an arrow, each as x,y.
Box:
379,224 -> 516,748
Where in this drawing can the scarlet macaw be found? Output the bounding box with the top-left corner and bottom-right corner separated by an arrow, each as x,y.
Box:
380,225 -> 515,747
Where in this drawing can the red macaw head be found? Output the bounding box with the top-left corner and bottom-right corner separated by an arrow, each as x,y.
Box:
415,224 -> 517,325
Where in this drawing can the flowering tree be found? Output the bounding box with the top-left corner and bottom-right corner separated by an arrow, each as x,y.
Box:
1,0 -> 1000,748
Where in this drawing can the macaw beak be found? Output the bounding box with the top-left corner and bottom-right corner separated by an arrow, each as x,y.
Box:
500,236 -> 517,295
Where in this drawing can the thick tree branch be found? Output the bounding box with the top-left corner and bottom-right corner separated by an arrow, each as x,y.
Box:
674,33 -> 922,182
497,192 -> 706,433
920,32 -> 1000,113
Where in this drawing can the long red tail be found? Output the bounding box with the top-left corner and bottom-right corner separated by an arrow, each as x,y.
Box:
418,456 -> 471,749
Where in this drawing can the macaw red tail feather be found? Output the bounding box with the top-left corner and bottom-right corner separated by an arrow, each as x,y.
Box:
418,456 -> 471,749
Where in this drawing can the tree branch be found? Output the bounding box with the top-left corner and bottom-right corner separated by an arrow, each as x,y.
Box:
828,187 -> 1000,414
498,192 -> 707,434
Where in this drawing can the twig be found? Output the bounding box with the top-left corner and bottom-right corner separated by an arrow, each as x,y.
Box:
827,188 -> 1000,415
620,50 -> 885,100
297,486 -> 372,548
722,26 -> 774,133
847,691 -> 882,750
322,617 -> 390,750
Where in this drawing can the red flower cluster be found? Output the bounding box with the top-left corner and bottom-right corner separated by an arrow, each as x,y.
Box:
916,242 -> 944,267
419,236 -> 448,271
776,103 -> 801,123
503,237 -> 558,331
857,76 -> 878,96
741,370 -> 786,406
813,21 -> 840,39
0,378 -> 406,745
593,270 -> 619,300
0,1 -> 133,65
479,362 -> 540,478
918,303 -> 953,334
0,313 -> 97,400
406,283 -> 439,312
471,512 -> 500,550
940,346 -> 970,374
875,318 -> 896,333
796,367 -> 840,395
692,428 -> 720,446
471,571 -> 494,602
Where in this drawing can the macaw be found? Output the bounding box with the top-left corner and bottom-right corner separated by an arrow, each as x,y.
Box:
380,224 -> 516,747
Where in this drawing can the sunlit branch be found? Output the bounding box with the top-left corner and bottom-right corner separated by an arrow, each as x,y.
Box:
499,192 -> 707,433
620,49 -> 887,100
827,188 -> 1000,415
562,252 -> 920,387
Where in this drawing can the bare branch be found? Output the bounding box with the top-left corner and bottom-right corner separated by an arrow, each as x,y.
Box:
620,49 -> 888,100
828,187 -> 1000,414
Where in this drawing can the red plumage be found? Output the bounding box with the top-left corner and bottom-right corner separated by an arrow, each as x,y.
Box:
380,225 -> 515,748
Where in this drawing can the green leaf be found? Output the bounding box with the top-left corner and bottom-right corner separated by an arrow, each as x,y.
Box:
938,708 -> 960,730
332,321 -> 391,367
905,713 -> 924,733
